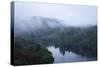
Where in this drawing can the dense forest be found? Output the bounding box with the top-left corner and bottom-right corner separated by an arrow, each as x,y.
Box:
14,37 -> 54,65
14,16 -> 97,65
34,25 -> 97,57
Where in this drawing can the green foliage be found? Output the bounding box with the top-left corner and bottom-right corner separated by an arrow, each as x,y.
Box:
14,37 -> 54,66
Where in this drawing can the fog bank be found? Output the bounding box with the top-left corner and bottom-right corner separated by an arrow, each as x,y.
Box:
15,2 -> 97,27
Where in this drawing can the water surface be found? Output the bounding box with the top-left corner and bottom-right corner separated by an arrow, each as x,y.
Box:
47,46 -> 95,63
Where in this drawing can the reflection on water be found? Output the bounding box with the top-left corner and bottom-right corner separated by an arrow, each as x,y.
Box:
47,46 -> 95,63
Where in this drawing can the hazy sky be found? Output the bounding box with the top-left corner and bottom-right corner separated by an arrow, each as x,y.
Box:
15,1 -> 97,26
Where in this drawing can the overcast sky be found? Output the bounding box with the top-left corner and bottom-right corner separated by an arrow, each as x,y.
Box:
15,1 -> 97,26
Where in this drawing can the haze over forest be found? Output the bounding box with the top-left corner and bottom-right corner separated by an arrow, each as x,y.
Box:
13,2 -> 97,65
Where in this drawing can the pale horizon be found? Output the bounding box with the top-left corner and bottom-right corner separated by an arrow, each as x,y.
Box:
15,1 -> 97,27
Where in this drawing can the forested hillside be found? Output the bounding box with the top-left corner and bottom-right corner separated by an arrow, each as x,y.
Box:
14,16 -> 97,65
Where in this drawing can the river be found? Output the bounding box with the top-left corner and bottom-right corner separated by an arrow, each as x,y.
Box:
47,46 -> 96,63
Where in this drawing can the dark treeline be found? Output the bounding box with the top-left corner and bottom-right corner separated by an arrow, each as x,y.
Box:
14,36 -> 54,66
